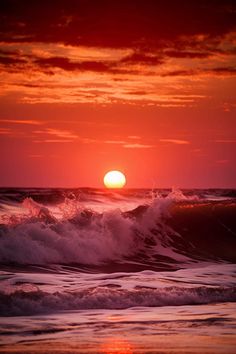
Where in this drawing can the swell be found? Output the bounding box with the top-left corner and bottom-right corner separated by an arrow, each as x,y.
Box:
168,201 -> 236,262
1,285 -> 236,316
127,201 -> 236,263
0,196 -> 235,267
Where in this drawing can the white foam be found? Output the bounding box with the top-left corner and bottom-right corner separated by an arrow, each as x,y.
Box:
1,285 -> 235,316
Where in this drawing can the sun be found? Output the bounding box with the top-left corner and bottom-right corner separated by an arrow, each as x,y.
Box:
103,170 -> 126,189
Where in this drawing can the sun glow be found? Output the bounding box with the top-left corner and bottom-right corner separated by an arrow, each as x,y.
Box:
103,170 -> 126,189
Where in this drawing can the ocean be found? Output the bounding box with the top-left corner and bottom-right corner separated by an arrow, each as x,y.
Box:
0,188 -> 236,353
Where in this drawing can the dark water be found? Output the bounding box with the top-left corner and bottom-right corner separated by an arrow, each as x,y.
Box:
0,188 -> 236,353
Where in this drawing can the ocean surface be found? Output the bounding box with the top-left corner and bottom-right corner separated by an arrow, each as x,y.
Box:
0,187 -> 236,353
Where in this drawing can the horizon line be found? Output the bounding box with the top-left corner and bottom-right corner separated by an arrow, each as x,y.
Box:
0,186 -> 235,190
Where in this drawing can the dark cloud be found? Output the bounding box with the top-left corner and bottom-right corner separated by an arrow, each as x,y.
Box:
0,50 -> 155,75
161,70 -> 195,77
164,50 -> 211,59
126,90 -> 149,95
0,1 -> 235,77
0,0 -> 235,49
162,67 -> 236,77
35,57 -> 110,72
210,67 -> 236,74
34,56 -> 141,75
0,50 -> 26,65
0,56 -> 26,65
121,53 -> 163,65
1,49 -> 235,77
0,49 -> 20,56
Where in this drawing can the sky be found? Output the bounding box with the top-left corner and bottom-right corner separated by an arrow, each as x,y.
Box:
0,0 -> 235,188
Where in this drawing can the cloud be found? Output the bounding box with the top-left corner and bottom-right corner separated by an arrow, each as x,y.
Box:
162,67 -> 236,77
210,67 -> 236,75
35,57 -> 110,73
123,143 -> 154,148
44,139 -> 74,143
33,128 -> 78,142
0,128 -> 11,134
0,1 -> 235,48
99,138 -> 154,148
0,2 -> 235,106
33,55 -> 145,75
0,119 -> 43,125
127,135 -> 141,139
81,137 -> 98,144
0,49 -> 19,56
161,70 -> 195,77
121,53 -> 162,65
45,128 -> 78,139
159,139 -> 190,145
126,90 -> 149,96
34,139 -> 74,143
214,139 -> 236,143
164,50 -> 211,59
0,56 -> 26,65
104,140 -> 126,144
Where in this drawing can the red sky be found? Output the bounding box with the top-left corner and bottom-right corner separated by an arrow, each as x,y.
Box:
0,0 -> 236,188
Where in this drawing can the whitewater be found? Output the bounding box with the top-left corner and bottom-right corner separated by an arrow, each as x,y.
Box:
0,188 -> 236,353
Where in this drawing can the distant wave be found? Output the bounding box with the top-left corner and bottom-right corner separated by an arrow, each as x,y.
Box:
1,285 -> 236,316
0,192 -> 235,267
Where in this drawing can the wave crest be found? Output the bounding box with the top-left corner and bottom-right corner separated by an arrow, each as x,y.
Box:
1,285 -> 235,316
0,192 -> 235,266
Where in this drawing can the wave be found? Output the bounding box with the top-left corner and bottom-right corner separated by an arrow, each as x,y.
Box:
0,192 -> 236,267
1,285 -> 235,316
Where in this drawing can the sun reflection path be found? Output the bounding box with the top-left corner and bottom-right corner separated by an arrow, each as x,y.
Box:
100,338 -> 134,354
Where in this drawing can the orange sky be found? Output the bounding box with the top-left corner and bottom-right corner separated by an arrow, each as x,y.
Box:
0,1 -> 235,188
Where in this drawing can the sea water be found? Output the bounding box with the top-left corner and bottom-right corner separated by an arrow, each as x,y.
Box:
0,188 -> 236,353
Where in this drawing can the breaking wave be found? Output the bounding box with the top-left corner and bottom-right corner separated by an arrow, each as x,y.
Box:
1,285 -> 236,316
0,190 -> 236,267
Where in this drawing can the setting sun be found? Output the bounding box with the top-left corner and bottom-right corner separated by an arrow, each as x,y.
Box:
103,170 -> 126,189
